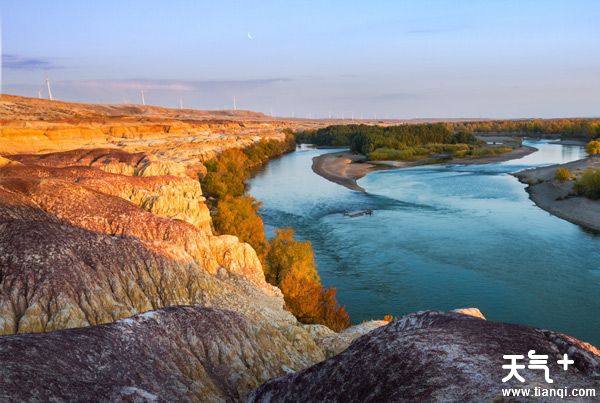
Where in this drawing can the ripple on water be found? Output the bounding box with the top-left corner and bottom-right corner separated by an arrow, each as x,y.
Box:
249,141 -> 600,345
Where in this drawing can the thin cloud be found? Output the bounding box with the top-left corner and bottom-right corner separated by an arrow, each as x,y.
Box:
369,92 -> 419,101
2,54 -> 61,70
59,78 -> 292,92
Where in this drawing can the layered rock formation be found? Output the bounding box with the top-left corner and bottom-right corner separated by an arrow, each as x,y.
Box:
0,143 -> 386,400
251,311 -> 600,402
0,94 -> 323,162
0,153 -> 294,334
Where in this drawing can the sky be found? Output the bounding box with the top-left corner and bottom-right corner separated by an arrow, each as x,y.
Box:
1,0 -> 599,119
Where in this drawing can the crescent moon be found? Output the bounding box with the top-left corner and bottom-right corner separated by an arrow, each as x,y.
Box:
247,32 -> 254,40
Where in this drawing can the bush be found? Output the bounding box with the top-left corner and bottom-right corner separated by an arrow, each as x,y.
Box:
555,167 -> 572,181
213,195 -> 269,263
574,169 -> 600,199
369,148 -> 417,161
368,144 -> 473,161
586,140 -> 600,155
266,228 -> 350,331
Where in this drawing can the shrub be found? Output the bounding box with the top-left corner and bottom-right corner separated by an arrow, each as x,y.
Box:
368,148 -> 416,161
212,195 -> 270,263
555,167 -> 572,181
466,146 -> 512,157
586,140 -> 600,155
266,228 -> 350,331
574,169 -> 600,199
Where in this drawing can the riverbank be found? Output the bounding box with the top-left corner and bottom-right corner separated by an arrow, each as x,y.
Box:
311,152 -> 393,192
513,155 -> 600,232
312,145 -> 537,192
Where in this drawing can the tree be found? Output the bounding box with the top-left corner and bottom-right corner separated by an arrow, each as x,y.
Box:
586,140 -> 600,155
213,195 -> 269,263
267,228 -> 350,331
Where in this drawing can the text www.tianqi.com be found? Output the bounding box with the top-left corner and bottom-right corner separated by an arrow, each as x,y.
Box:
502,387 -> 597,399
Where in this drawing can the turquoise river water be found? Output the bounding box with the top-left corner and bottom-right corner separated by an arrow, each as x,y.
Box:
248,140 -> 600,344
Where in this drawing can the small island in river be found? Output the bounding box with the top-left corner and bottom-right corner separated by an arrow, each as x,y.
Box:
311,132 -> 535,192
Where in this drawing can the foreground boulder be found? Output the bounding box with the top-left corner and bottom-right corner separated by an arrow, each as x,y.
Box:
0,306 -> 318,401
250,311 -> 600,402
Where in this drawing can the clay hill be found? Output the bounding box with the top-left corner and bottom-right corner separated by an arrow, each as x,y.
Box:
0,95 -> 598,401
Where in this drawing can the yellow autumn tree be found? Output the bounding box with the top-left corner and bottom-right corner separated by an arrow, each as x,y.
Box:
213,195 -> 269,263
586,140 -> 600,155
267,228 -> 350,331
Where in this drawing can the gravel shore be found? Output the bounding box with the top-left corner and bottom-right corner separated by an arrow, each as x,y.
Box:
513,155 -> 600,232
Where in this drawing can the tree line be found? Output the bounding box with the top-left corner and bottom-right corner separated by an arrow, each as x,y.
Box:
296,124 -> 480,159
453,118 -> 600,139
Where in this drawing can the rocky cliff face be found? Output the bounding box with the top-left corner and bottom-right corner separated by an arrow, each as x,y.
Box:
251,311 -> 600,402
0,153 -> 294,333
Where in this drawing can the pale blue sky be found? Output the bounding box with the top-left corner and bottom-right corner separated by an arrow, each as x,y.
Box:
1,0 -> 599,118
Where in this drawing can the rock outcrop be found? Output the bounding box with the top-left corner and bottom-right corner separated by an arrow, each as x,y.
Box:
0,156 -> 303,335
0,306 -> 319,401
251,311 -> 600,402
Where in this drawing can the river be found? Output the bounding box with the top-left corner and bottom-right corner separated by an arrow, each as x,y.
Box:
248,140 -> 600,344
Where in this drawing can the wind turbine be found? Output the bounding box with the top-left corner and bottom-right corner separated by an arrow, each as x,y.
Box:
233,96 -> 237,111
140,90 -> 146,106
179,98 -> 183,110
45,77 -> 54,101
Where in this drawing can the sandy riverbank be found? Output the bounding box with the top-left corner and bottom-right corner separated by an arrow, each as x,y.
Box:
311,152 -> 388,192
513,155 -> 600,232
312,145 -> 537,192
